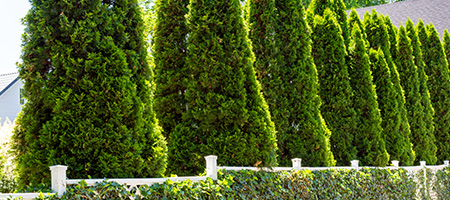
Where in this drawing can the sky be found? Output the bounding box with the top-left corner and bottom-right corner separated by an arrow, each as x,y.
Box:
0,0 -> 31,74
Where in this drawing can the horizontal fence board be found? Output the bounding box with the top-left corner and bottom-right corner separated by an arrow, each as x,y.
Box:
0,192 -> 54,200
67,176 -> 207,186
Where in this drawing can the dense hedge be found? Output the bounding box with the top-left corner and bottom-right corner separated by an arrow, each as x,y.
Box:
12,0 -> 167,188
396,25 -> 437,165
363,11 -> 415,165
38,167 -> 450,199
311,8 -> 358,166
167,0 -> 278,175
348,24 -> 389,166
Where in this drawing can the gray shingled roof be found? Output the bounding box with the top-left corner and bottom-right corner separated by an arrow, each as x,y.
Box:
0,72 -> 19,97
350,0 -> 450,37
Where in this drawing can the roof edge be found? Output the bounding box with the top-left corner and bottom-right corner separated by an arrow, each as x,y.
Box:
0,77 -> 20,97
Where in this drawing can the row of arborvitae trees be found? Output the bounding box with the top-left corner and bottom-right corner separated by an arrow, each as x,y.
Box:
12,0 -> 450,188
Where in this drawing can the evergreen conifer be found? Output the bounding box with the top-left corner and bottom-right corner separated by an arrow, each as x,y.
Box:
152,0 -> 189,139
311,9 -> 357,166
348,24 -> 389,166
12,0 -> 167,187
443,30 -> 450,64
420,24 -> 450,162
384,15 -> 398,60
395,25 -> 437,164
364,11 -> 415,165
168,0 -> 277,175
369,49 -> 415,165
333,0 -> 350,47
251,0 -> 335,167
405,20 -> 435,163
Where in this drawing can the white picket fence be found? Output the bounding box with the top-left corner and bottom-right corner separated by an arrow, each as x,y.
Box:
0,156 -> 449,200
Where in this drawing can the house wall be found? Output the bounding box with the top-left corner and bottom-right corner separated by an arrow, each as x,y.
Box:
0,81 -> 24,125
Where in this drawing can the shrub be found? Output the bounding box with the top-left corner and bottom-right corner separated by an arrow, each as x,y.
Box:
419,21 -> 450,162
348,23 -> 389,166
12,0 -> 167,188
248,0 -> 335,167
364,11 -> 415,165
435,167 -> 450,199
311,9 -> 358,166
0,119 -> 17,193
167,0 -> 278,175
395,25 -> 437,165
152,0 -> 189,140
444,30 -> 450,64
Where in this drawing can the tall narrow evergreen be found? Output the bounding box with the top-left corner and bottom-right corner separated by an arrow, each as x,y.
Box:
152,0 -> 189,139
443,30 -> 450,66
12,0 -> 167,187
405,20 -> 435,164
168,0 -> 277,175
333,0 -> 350,47
369,49 -> 415,165
395,25 -> 437,164
250,0 -> 335,167
348,24 -> 389,166
420,24 -> 450,162
348,9 -> 366,42
384,15 -> 398,61
364,11 -> 415,165
311,9 -> 357,166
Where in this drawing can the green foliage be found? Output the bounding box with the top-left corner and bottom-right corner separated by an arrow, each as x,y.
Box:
384,15 -> 398,61
12,0 -> 167,188
405,20 -> 435,165
444,30 -> 450,64
369,49 -> 415,166
419,22 -> 450,162
435,167 -> 450,199
348,9 -> 366,42
152,0 -> 189,140
311,9 -> 357,166
248,0 -> 335,167
307,0 -> 332,17
168,0 -> 277,175
395,25 -> 437,165
348,24 -> 389,166
42,168 -> 424,199
364,11 -> 415,165
333,0 -> 350,48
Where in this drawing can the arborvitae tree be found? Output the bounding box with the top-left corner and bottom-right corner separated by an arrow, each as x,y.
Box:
348,24 -> 389,166
307,0 -> 332,16
420,24 -> 450,162
333,0 -> 350,47
405,20 -> 436,163
369,49 -> 415,165
364,11 -> 415,165
251,0 -> 335,167
348,9 -> 366,41
168,0 -> 277,175
395,25 -> 437,164
384,15 -> 398,61
444,30 -> 450,64
116,0 -> 168,176
311,9 -> 357,166
152,0 -> 189,139
12,0 -> 167,187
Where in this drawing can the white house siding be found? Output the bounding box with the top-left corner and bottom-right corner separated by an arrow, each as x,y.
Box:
0,81 -> 24,125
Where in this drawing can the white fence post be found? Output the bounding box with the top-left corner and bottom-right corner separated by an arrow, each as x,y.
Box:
444,160 -> 449,167
50,165 -> 68,197
291,158 -> 302,170
392,160 -> 399,169
205,155 -> 218,180
351,160 -> 359,171
420,161 -> 427,196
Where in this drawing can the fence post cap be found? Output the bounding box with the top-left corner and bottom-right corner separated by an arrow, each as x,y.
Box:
204,155 -> 218,159
50,165 -> 68,170
444,160 -> 449,166
291,158 -> 302,162
391,160 -> 400,167
420,161 -> 426,166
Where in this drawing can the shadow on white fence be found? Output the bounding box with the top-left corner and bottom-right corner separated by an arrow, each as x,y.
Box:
0,155 -> 449,200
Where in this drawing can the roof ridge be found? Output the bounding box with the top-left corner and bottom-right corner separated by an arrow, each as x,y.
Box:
0,72 -> 19,77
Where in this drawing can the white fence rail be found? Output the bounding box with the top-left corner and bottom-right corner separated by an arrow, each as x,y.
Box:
1,156 -> 449,199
